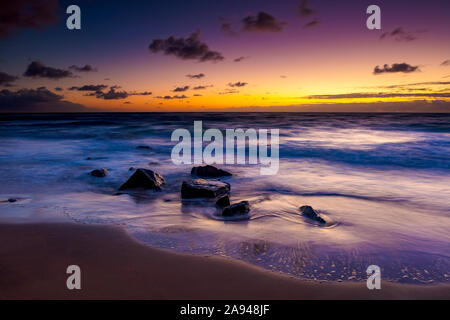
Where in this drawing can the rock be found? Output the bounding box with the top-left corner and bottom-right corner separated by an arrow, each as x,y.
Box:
90,168 -> 107,177
129,167 -> 135,171
222,201 -> 250,217
136,145 -> 151,150
7,198 -> 17,203
181,179 -> 230,199
216,195 -> 231,207
299,205 -> 326,224
119,168 -> 165,190
191,165 -> 232,178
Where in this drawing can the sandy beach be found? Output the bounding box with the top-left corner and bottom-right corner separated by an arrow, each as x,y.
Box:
0,222 -> 448,300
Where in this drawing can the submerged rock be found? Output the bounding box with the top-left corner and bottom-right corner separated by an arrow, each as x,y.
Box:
216,195 -> 231,207
222,201 -> 250,217
7,198 -> 17,203
119,168 -> 165,190
191,165 -> 232,178
299,205 -> 326,224
136,145 -> 151,150
90,168 -> 107,177
181,179 -> 230,199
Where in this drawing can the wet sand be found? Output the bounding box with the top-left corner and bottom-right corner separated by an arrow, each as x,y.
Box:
0,222 -> 448,300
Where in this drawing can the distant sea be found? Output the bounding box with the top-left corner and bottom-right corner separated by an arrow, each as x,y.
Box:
0,113 -> 449,283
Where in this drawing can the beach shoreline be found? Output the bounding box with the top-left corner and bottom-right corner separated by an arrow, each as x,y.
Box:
0,222 -> 448,300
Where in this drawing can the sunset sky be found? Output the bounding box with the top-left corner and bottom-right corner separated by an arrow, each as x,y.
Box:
1,0 -> 449,112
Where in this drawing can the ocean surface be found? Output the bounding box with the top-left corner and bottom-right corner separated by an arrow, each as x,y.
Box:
0,113 -> 449,284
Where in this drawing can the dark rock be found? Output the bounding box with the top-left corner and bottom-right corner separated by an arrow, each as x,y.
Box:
90,168 -> 107,177
222,201 -> 250,217
137,145 -> 151,150
216,195 -> 231,207
119,168 -> 165,190
129,167 -> 135,171
191,165 -> 232,178
299,205 -> 326,224
181,179 -> 230,199
7,198 -> 17,203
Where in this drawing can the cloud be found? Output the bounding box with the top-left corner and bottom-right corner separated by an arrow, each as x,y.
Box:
0,0 -> 59,39
131,91 -> 152,96
298,0 -> 316,17
242,12 -> 286,33
228,82 -> 248,87
69,84 -> 108,91
173,86 -> 189,92
441,60 -> 450,66
234,56 -> 249,62
380,27 -> 418,42
304,92 -> 450,99
96,87 -> 128,100
156,95 -> 188,99
219,89 -> 239,95
193,94 -> 202,96
221,22 -> 238,37
149,31 -> 224,62
24,61 -> 73,79
0,87 -> 87,112
369,81 -> 450,89
373,63 -> 420,75
54,87 -> 63,91
186,73 -> 205,79
303,18 -> 320,29
0,71 -> 18,86
69,65 -> 98,72
193,85 -> 213,90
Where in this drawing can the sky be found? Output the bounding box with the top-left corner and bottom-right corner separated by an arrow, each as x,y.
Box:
0,0 -> 449,112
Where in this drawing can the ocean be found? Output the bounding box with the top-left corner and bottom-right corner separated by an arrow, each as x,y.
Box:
0,113 -> 449,284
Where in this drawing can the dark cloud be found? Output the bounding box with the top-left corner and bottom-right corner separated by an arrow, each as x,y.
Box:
305,92 -> 450,99
130,91 -> 152,96
298,0 -> 316,17
441,60 -> 450,66
0,0 -> 59,39
156,95 -> 188,99
69,84 -> 108,91
149,31 -> 224,63
193,94 -> 202,97
221,22 -> 237,37
242,12 -> 286,33
186,73 -> 205,79
0,87 -> 87,112
96,88 -> 128,100
369,81 -> 450,89
24,61 -> 73,79
193,85 -> 213,90
303,18 -> 320,29
380,27 -> 418,42
173,86 -> 189,92
0,71 -> 18,86
54,87 -> 63,91
69,65 -> 98,72
228,82 -> 248,87
373,63 -> 420,75
234,56 -> 249,62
